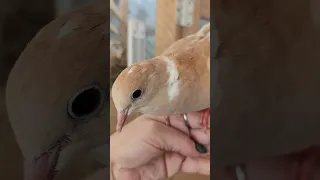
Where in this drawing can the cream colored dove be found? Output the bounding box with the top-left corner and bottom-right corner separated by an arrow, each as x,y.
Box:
6,1 -> 109,179
112,24 -> 210,132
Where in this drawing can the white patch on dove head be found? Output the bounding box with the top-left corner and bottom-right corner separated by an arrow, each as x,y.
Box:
163,56 -> 179,101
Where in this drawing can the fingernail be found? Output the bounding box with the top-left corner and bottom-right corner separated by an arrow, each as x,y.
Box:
194,141 -> 207,153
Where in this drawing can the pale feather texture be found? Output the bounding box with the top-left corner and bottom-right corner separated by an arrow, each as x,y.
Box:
6,1 -> 109,179
196,23 -> 210,37
112,26 -> 210,119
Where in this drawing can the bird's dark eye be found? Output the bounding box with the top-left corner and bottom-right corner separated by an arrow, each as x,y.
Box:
131,89 -> 142,100
68,84 -> 104,120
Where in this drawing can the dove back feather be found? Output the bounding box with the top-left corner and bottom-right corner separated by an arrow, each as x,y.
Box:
157,34 -> 210,114
196,23 -> 210,37
196,23 -> 211,69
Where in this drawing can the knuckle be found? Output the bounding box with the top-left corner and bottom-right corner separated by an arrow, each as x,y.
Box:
145,119 -> 161,134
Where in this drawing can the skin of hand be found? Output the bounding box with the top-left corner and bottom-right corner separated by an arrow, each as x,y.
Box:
110,112 -> 210,180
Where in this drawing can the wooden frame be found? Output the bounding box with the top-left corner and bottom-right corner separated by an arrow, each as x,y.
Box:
110,0 -> 122,22
110,23 -> 119,35
200,0 -> 210,20
110,0 -> 128,47
155,0 -> 210,55
110,0 -> 128,71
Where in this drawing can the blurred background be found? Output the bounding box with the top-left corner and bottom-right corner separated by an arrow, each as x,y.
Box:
110,0 -> 210,83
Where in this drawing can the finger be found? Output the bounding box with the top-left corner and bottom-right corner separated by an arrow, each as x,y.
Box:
181,157 -> 210,175
187,111 -> 210,129
164,152 -> 185,178
145,115 -> 191,135
156,124 -> 200,157
170,112 -> 206,129
168,114 -> 190,135
190,129 -> 210,145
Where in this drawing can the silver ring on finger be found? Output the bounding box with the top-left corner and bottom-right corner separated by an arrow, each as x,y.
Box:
183,113 -> 191,128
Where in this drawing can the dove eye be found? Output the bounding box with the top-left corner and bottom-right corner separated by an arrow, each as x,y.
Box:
67,84 -> 104,121
131,89 -> 142,100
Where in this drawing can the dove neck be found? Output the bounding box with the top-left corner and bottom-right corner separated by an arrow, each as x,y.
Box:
138,59 -> 171,100
149,58 -> 171,85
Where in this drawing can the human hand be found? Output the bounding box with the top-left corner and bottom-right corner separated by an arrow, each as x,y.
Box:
110,112 -> 210,180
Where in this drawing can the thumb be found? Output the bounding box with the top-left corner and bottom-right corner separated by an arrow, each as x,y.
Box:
153,124 -> 201,157
181,157 -> 210,175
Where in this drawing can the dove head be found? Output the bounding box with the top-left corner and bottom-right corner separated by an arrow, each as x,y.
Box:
6,1 -> 109,179
112,59 -> 169,132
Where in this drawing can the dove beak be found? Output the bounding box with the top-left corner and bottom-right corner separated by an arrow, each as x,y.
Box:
31,134 -> 71,179
116,107 -> 130,132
